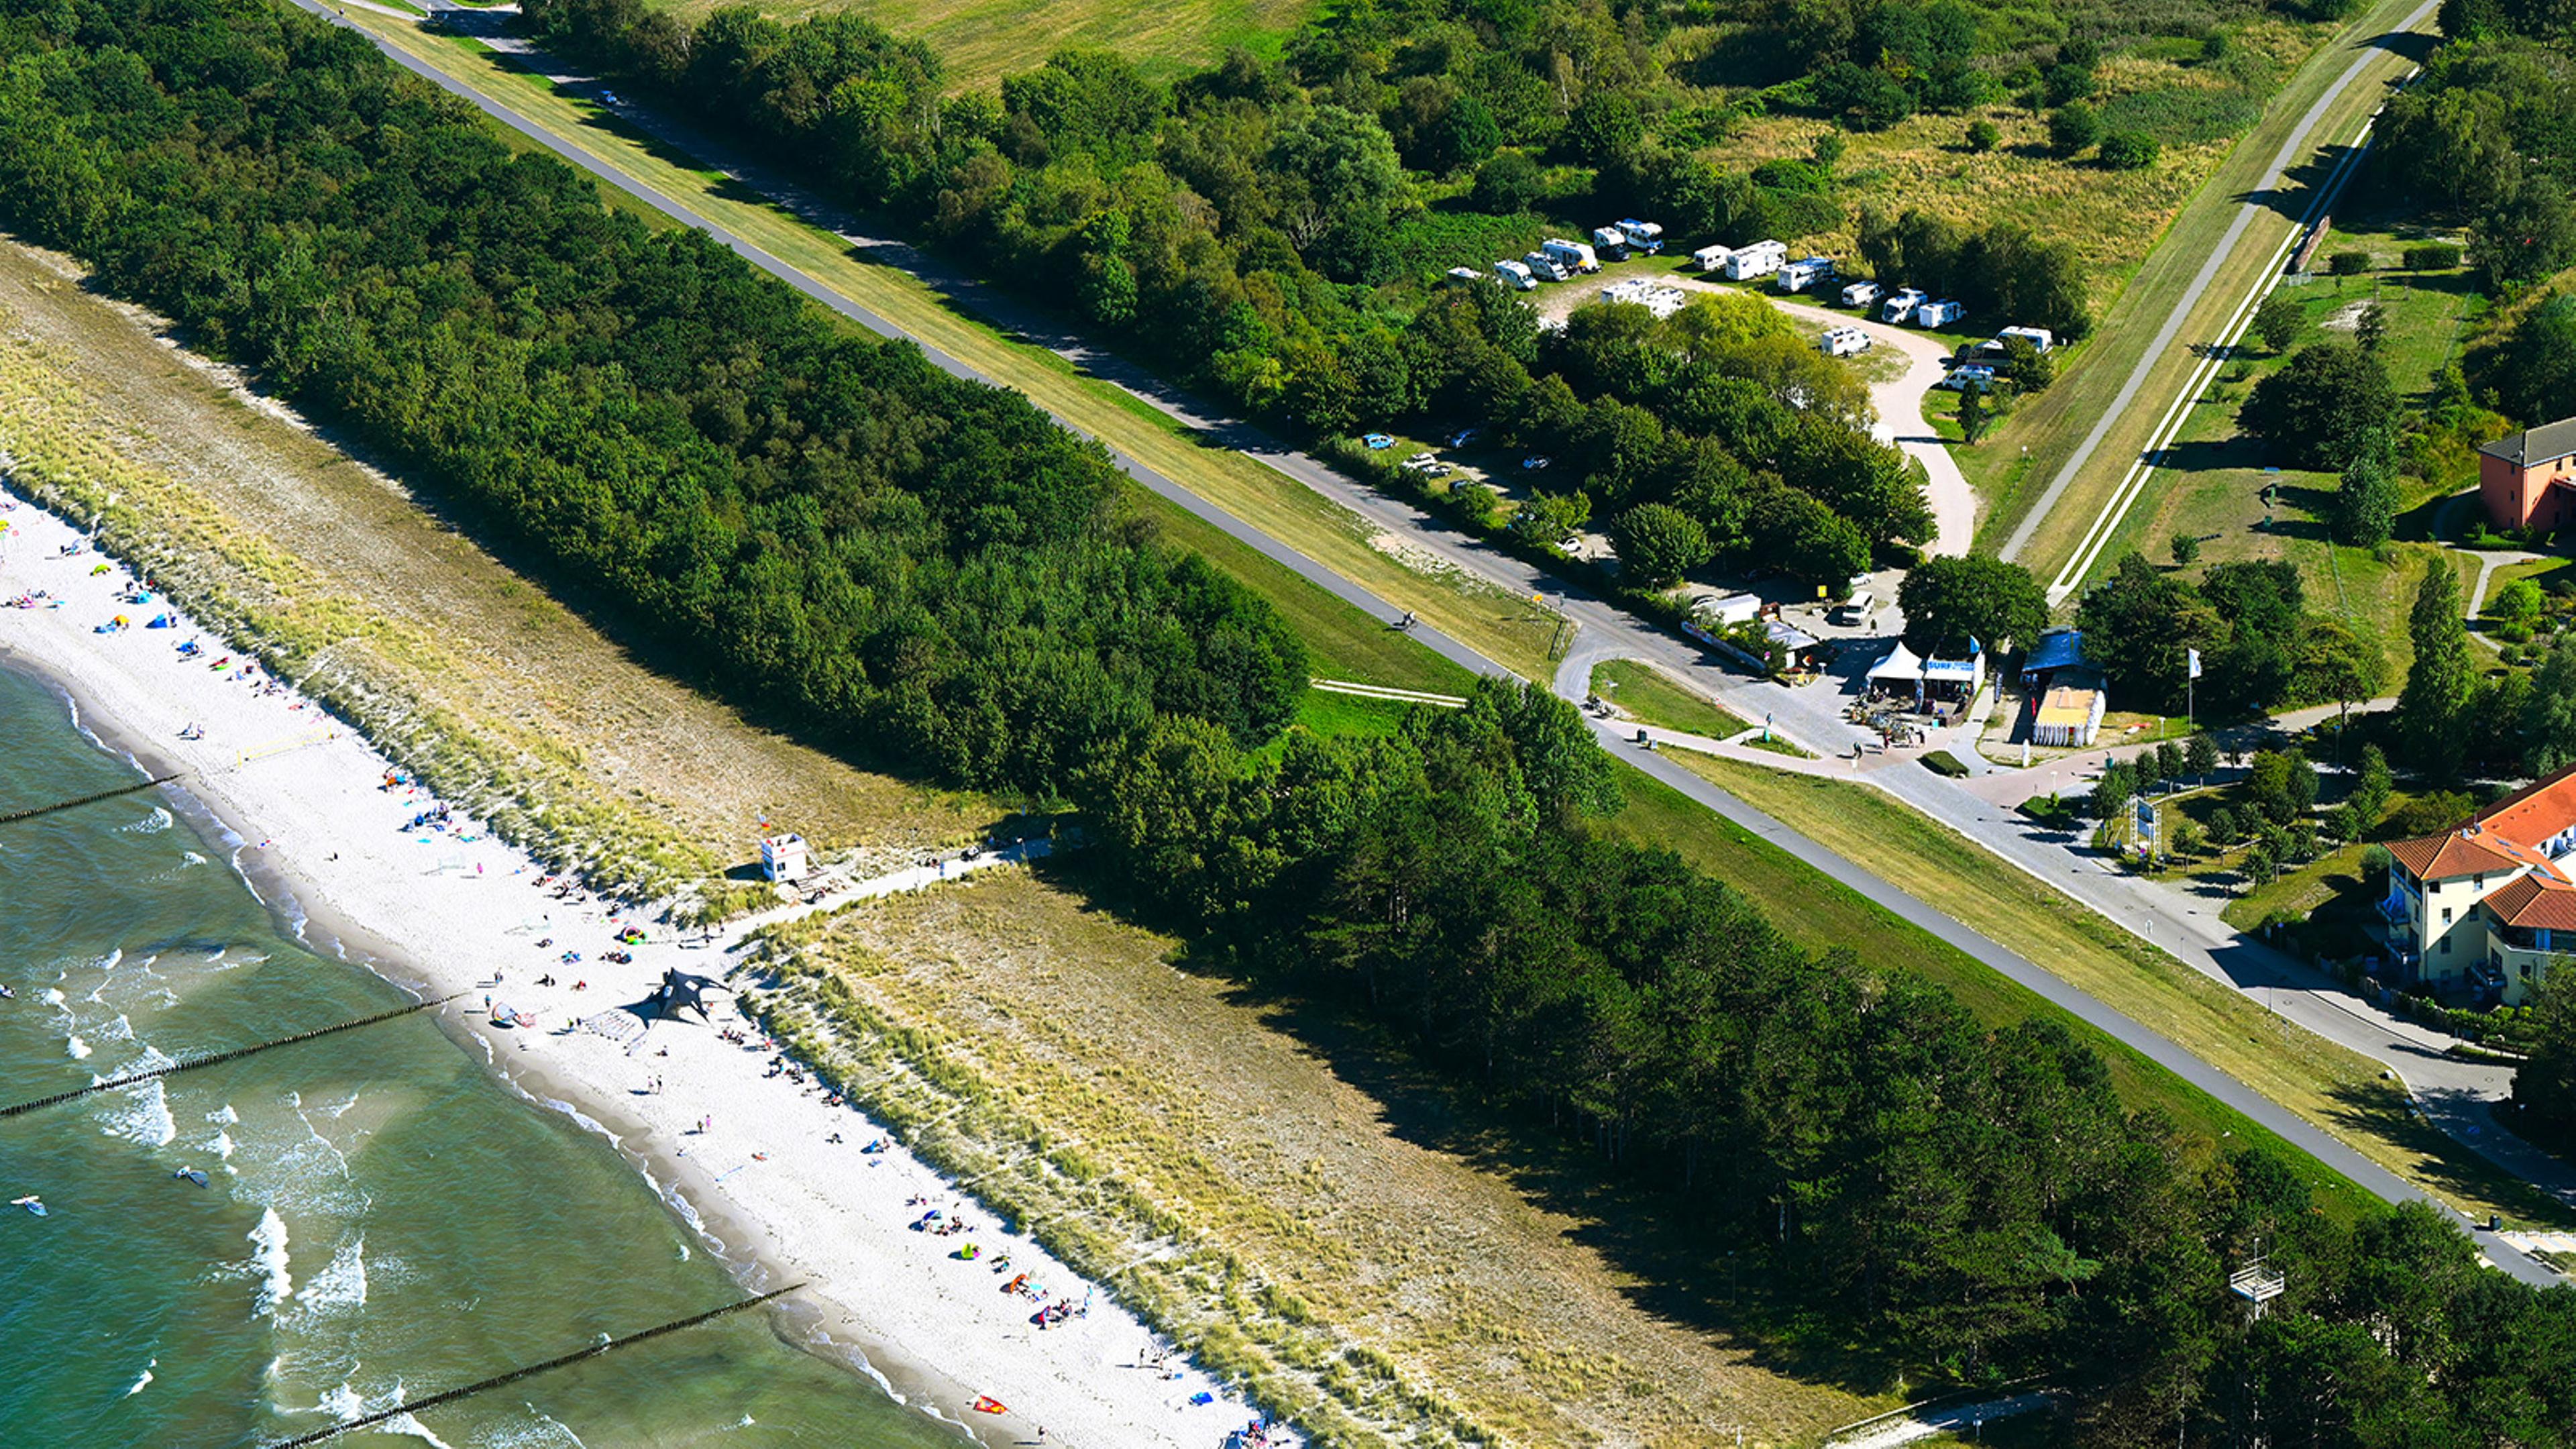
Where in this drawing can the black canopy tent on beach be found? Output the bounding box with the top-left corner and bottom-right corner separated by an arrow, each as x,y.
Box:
623,968 -> 729,1026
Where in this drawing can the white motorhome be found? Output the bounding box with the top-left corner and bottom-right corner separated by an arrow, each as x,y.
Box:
1723,240 -> 1788,280
1444,265 -> 1483,286
1494,258 -> 1538,290
1817,325 -> 1872,358
1617,219 -> 1664,254
1692,244 -> 1735,272
1541,238 -> 1601,274
1591,225 -> 1631,261
1880,286 -> 1928,324
1914,298 -> 1966,328
1523,251 -> 1570,282
1840,280 -> 1884,309
1776,257 -> 1834,292
1995,325 -> 2055,353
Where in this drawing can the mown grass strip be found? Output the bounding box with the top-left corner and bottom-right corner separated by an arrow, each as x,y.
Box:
1654,749 -> 2576,1230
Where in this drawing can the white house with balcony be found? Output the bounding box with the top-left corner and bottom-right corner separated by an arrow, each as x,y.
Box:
2381,763 -> 2576,1003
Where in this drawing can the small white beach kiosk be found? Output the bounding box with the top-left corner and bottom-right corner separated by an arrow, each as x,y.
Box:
759,832 -> 808,883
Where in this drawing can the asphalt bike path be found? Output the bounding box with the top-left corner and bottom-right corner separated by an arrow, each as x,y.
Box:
291,0 -> 2565,1283
2000,0 -> 2440,570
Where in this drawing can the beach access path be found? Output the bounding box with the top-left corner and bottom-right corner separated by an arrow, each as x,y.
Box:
0,496 -> 1262,1449
286,0 -> 2569,1278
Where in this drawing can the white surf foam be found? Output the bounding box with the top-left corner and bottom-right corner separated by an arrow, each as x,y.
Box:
294,1236 -> 368,1314
121,806 -> 174,834
247,1207 -> 293,1316
97,1071 -> 176,1148
66,1035 -> 90,1060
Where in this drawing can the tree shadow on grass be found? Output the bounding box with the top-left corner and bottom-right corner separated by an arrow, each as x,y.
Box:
1026,855 -> 1910,1403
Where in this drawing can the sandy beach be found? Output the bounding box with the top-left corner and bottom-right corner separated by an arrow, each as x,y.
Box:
0,488 -> 1267,1448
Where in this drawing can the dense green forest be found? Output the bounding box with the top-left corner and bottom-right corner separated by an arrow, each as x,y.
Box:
0,0 -> 1306,796
1089,677 -> 2576,1442
515,0 -> 2216,578
5,0 -> 2573,1438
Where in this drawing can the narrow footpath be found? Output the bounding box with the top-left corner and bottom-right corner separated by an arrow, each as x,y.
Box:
286,0 -> 2569,1283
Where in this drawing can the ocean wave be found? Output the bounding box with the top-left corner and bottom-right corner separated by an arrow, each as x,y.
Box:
42,987 -> 65,1007
247,1207 -> 293,1317
121,806 -> 175,835
209,1104 -> 240,1125
101,1012 -> 135,1042
293,1236 -> 367,1316
97,1053 -> 178,1148
376,1411 -> 458,1449
67,1035 -> 91,1060
123,1358 -> 156,1398
183,851 -> 207,867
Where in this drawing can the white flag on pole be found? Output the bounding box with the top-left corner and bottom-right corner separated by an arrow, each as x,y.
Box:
2186,647 -> 2202,680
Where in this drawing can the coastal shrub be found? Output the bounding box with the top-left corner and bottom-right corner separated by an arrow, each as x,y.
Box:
0,0 -> 1305,801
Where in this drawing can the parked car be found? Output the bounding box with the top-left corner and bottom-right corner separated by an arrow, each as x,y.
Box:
1362,433 -> 1397,449
1935,364 -> 1998,391
1521,455 -> 1553,470
1448,427 -> 1480,448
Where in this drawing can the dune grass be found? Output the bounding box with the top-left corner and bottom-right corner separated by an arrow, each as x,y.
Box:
747,869 -> 1891,1448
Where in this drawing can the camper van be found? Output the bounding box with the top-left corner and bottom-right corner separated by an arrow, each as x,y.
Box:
1880,287 -> 1928,324
1444,265 -> 1483,287
1692,244 -> 1734,272
1523,251 -> 1570,282
1817,325 -> 1872,358
1616,219 -> 1665,254
1723,240 -> 1788,280
1994,325 -> 2055,353
1840,280 -> 1884,309
1776,257 -> 1835,292
1493,258 -> 1538,290
1540,238 -> 1601,275
1913,298 -> 1966,328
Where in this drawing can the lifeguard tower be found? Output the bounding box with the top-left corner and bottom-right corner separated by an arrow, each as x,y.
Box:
759,832 -> 808,883
2227,1253 -> 2287,1320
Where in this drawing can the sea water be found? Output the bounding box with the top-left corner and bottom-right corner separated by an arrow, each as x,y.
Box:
0,665 -> 969,1448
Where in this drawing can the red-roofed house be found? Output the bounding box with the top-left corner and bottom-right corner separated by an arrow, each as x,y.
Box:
2381,762 -> 2576,1002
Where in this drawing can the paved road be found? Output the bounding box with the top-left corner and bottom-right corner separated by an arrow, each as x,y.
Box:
299,1 -> 2564,1283
1998,0 -> 2440,568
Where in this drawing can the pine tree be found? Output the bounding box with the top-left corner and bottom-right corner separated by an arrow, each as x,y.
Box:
2397,557 -> 2473,773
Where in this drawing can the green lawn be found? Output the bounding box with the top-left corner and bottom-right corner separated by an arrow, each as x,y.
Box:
643,0 -> 1315,91
1589,658 -> 1750,739
1652,751 -> 2576,1231
1976,0 -> 2443,569
1605,764 -> 2366,1213
1132,488 -> 1481,695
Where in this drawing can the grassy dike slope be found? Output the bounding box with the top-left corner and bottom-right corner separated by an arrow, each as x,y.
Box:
1660,749 -> 2576,1233
343,9 -> 1567,687
1972,0 -> 2437,566
0,224 -> 1877,1440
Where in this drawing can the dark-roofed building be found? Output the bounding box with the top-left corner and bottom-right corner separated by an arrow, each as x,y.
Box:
2380,761 -> 2576,1002
2478,416 -> 2576,531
